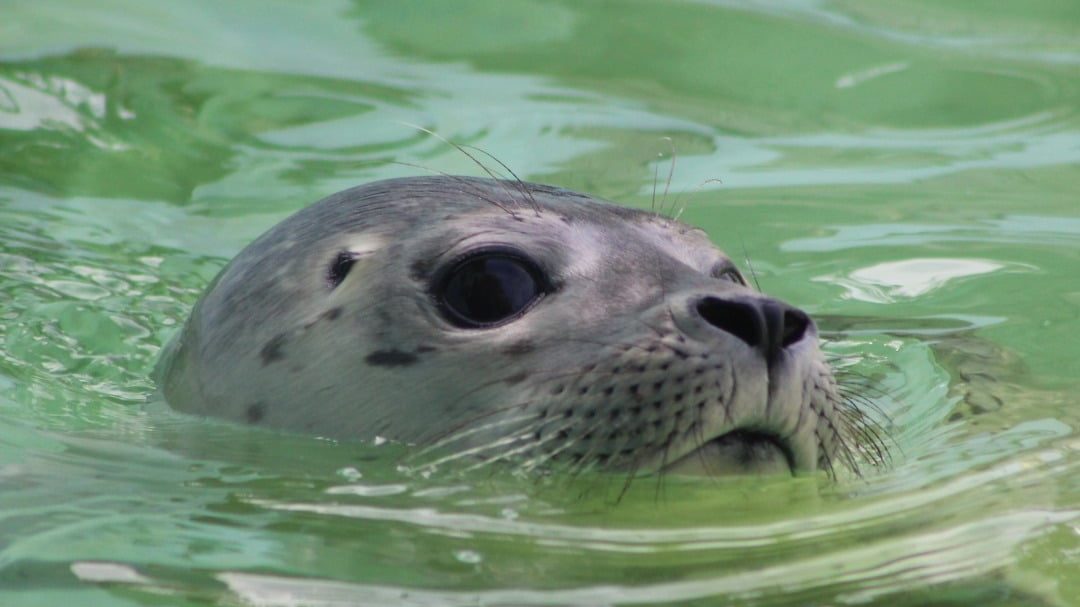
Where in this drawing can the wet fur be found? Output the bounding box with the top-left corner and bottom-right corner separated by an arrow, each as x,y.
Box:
156,176 -> 889,480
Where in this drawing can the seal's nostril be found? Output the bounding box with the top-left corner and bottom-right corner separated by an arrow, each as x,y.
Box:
695,296 -> 812,358
696,297 -> 764,349
781,308 -> 810,349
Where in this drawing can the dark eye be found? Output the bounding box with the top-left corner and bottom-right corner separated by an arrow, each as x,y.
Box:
327,251 -> 358,289
436,251 -> 549,328
712,263 -> 747,285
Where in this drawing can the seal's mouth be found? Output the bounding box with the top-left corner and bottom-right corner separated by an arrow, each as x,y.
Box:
661,430 -> 795,476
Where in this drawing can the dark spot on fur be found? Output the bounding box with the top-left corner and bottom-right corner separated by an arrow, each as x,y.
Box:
416,344 -> 437,353
365,349 -> 419,367
410,257 -> 433,282
504,372 -> 528,385
260,334 -> 287,365
323,307 -> 343,321
246,402 -> 266,423
502,340 -> 535,356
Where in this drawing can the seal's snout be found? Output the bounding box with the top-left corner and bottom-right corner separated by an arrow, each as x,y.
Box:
694,296 -> 812,363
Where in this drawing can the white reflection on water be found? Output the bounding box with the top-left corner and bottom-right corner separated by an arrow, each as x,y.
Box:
817,258 -> 1004,303
214,502 -> 1071,606
784,215 -> 1080,252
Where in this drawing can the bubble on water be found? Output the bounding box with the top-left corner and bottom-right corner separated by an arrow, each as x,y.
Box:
336,466 -> 362,481
453,550 -> 482,564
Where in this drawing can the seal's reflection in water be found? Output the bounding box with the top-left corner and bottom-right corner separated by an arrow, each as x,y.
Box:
156,173 -> 890,486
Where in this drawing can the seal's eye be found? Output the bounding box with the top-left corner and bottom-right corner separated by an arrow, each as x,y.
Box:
712,263 -> 747,286
436,251 -> 548,328
327,251 -> 358,289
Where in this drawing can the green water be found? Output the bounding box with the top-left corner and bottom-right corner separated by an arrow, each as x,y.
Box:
2,1 -> 1078,605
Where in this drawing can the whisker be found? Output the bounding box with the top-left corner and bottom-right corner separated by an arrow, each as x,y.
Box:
824,411 -> 864,478
651,157 -> 661,213
397,122 -> 524,215
659,137 -> 677,218
741,240 -> 762,292
836,389 -> 895,425
612,454 -> 644,505
672,178 -> 723,221
838,401 -> 901,462
648,432 -> 676,504
390,160 -> 516,216
473,418 -> 583,474
817,433 -> 838,481
462,144 -> 541,216
409,410 -> 540,463
837,411 -> 892,468
692,406 -> 720,480
416,429 -> 539,472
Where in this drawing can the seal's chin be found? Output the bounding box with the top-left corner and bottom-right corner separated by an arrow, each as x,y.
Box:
662,430 -> 794,476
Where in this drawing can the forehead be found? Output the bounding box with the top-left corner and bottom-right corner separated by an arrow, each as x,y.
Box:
540,187 -> 722,265
412,186 -> 726,272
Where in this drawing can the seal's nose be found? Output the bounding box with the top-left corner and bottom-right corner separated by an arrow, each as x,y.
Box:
695,296 -> 811,362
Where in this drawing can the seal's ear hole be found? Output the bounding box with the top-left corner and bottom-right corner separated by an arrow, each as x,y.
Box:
434,249 -> 550,329
327,251 -> 358,289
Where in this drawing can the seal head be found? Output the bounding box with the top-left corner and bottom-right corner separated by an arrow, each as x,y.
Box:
157,176 -> 858,476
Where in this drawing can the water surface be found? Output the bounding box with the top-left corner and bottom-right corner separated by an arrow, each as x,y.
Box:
1,1 -> 1078,605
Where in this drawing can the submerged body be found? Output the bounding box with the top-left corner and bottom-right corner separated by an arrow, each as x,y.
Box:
157,176 -> 867,476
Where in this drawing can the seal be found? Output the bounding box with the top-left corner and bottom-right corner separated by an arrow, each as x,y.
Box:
156,176 -> 883,477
